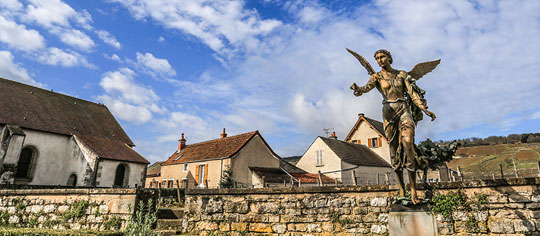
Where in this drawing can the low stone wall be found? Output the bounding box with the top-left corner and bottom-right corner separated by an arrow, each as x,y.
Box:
0,188 -> 156,231
183,178 -> 540,235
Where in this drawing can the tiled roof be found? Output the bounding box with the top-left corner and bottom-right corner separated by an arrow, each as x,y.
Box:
345,115 -> 386,141
0,78 -> 133,145
249,167 -> 337,184
319,137 -> 391,168
0,78 -> 147,164
162,131 -> 279,165
76,135 -> 149,164
146,162 -> 163,177
291,173 -> 338,184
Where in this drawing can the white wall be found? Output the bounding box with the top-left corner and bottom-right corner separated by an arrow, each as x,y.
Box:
96,159 -> 146,188
296,138 -> 343,179
14,129 -> 92,186
231,135 -> 280,187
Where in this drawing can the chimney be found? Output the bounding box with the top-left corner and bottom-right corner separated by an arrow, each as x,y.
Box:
220,128 -> 227,138
358,113 -> 364,118
330,131 -> 338,140
178,133 -> 186,151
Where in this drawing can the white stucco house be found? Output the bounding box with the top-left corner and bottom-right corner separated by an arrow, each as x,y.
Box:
296,133 -> 393,185
0,78 -> 149,187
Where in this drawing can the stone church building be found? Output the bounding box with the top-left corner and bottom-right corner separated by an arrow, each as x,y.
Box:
0,78 -> 149,187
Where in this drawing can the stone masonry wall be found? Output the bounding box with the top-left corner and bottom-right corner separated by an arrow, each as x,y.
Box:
183,178 -> 540,236
0,188 -> 154,231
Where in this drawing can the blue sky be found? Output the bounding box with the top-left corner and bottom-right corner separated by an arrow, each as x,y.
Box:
1,0 -> 540,163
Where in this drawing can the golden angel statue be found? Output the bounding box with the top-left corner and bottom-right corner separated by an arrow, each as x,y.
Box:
348,48 -> 440,204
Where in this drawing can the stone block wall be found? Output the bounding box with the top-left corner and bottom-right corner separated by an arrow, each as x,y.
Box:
0,188 -> 154,231
183,178 -> 540,236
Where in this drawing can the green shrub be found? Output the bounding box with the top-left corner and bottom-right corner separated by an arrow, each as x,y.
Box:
124,199 -> 159,236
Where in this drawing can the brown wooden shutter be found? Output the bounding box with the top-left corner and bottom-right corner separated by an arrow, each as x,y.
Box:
368,139 -> 372,148
204,164 -> 208,184
195,165 -> 200,185
378,137 -> 382,147
358,140 -> 361,144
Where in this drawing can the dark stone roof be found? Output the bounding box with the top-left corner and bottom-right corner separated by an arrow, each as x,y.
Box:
319,136 -> 391,168
146,162 -> 163,177
281,155 -> 302,165
280,160 -> 307,174
363,117 -> 385,137
163,131 -> 280,165
0,78 -> 148,164
345,115 -> 386,142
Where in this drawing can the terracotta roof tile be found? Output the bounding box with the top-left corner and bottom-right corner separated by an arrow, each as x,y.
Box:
163,131 -> 278,165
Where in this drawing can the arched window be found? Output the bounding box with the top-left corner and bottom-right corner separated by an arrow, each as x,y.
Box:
113,163 -> 130,187
67,174 -> 77,187
15,147 -> 37,180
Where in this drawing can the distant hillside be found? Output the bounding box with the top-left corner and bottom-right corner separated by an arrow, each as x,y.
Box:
447,143 -> 540,180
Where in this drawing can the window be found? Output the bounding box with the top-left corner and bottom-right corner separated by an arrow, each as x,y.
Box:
183,163 -> 189,172
181,178 -> 187,189
197,164 -> 205,185
316,150 -> 323,166
369,137 -> 380,148
167,180 -> 173,188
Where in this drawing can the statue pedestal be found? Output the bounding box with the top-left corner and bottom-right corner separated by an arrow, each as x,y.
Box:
388,203 -> 438,236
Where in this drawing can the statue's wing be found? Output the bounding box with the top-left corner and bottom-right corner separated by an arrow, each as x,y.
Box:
408,59 -> 441,80
346,48 -> 375,76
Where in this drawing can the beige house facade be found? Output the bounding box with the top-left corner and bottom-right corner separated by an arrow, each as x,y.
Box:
153,130 -> 281,189
296,134 -> 393,185
344,113 -> 391,164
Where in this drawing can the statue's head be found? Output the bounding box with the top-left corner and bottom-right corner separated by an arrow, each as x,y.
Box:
374,49 -> 392,64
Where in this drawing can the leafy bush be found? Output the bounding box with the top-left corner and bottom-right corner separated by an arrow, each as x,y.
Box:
124,199 -> 159,236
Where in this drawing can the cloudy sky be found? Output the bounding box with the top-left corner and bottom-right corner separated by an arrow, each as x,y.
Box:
1,0 -> 539,163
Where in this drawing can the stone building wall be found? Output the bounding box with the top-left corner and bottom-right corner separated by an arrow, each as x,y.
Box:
0,188 -> 156,231
183,178 -> 540,235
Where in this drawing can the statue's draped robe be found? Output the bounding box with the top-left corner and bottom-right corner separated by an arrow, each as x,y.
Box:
355,71 -> 428,171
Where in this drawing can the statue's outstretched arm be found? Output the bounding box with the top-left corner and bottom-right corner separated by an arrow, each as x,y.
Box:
351,74 -> 377,97
405,75 -> 436,121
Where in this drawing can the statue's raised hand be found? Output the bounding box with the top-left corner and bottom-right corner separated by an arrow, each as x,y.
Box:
350,83 -> 362,96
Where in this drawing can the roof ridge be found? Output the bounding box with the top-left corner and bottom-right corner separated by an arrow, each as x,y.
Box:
0,77 -> 105,107
183,130 -> 258,147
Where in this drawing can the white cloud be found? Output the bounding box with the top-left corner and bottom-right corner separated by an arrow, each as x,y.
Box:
135,52 -> 176,78
0,15 -> 45,51
298,6 -> 327,23
23,0 -> 77,28
36,47 -> 92,67
99,68 -> 165,123
104,53 -> 122,62
0,51 -> 41,86
158,36 -> 165,42
57,28 -> 95,51
111,0 -> 283,57
96,30 -> 121,49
